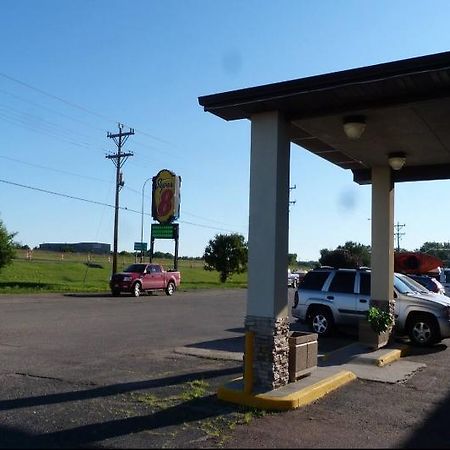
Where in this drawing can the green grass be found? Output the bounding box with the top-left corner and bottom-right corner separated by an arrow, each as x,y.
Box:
0,249 -> 247,294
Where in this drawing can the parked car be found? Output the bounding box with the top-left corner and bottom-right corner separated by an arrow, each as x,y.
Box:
288,270 -> 300,288
405,274 -> 446,295
288,269 -> 306,288
292,267 -> 450,346
439,268 -> 450,296
110,263 -> 181,297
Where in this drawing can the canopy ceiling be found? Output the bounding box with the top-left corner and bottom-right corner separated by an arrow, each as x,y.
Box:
199,51 -> 450,184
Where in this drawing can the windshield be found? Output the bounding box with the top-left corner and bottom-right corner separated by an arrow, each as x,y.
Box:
395,274 -> 430,294
124,264 -> 146,273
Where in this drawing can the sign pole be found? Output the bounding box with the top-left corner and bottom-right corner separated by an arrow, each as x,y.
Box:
174,236 -> 179,270
150,238 -> 155,263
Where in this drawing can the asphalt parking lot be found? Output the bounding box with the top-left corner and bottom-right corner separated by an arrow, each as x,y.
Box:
1,289 -> 450,448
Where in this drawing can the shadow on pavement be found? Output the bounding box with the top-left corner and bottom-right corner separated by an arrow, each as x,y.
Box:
186,336 -> 244,353
185,323 -> 357,357
392,337 -> 448,355
225,327 -> 245,334
0,394 -> 228,449
0,367 -> 241,412
400,388 -> 450,448
64,293 -> 111,298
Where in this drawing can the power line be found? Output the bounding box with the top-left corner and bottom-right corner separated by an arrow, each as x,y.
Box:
394,222 -> 406,252
0,178 -> 117,209
0,177 -> 243,234
0,155 -> 111,184
289,184 -> 297,210
181,210 -> 246,230
0,110 -> 93,151
0,154 -> 246,230
0,71 -> 175,147
0,86 -> 109,135
0,84 -> 185,165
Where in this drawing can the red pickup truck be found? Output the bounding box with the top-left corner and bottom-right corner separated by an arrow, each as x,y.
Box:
110,263 -> 181,297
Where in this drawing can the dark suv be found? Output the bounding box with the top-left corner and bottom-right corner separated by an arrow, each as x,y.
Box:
405,274 -> 445,295
292,267 -> 450,346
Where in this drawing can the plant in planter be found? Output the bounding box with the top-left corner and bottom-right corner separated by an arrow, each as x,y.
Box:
367,306 -> 395,334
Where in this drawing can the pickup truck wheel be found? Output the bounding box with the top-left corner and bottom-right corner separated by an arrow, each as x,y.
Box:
165,281 -> 175,296
308,307 -> 334,337
132,282 -> 142,298
407,314 -> 440,346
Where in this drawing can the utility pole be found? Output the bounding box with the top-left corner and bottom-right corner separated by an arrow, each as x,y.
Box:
394,221 -> 406,252
106,123 -> 134,275
289,184 -> 297,212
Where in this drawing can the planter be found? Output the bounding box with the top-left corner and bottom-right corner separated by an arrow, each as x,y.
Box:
288,331 -> 318,382
358,320 -> 390,350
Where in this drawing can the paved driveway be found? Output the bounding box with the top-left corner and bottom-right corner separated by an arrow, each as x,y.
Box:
1,289 -> 449,448
0,289 -> 248,385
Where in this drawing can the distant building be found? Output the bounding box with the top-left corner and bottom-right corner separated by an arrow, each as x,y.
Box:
39,242 -> 111,254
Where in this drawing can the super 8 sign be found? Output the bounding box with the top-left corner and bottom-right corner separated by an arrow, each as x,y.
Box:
151,169 -> 181,224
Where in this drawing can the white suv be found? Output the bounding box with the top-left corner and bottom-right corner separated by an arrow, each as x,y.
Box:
292,267 -> 450,346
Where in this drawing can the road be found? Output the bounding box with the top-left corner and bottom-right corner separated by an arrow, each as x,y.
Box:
0,289 -> 449,448
0,289 -> 248,384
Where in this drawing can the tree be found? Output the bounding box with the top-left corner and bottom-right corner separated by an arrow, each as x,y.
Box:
0,219 -> 16,272
319,249 -> 360,268
288,253 -> 298,268
337,241 -> 371,266
203,233 -> 248,283
319,241 -> 371,268
153,251 -> 174,259
418,242 -> 450,265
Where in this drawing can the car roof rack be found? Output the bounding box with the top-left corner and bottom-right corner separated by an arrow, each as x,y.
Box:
315,266 -> 371,271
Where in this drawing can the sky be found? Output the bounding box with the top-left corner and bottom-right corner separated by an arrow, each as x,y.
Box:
1,0 -> 450,261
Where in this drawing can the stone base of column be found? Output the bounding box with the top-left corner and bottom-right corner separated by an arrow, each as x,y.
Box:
245,315 -> 289,391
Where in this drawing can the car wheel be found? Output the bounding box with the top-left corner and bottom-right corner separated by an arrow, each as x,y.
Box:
165,281 -> 175,296
111,290 -> 120,297
132,282 -> 142,298
408,314 -> 440,346
309,307 -> 334,336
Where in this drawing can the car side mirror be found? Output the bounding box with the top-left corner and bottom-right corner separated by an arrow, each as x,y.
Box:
393,291 -> 398,299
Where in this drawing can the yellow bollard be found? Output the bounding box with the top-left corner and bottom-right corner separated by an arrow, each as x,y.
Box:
244,331 -> 254,394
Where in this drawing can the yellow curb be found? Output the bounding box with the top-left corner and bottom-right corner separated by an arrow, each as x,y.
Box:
217,370 -> 356,411
376,345 -> 410,367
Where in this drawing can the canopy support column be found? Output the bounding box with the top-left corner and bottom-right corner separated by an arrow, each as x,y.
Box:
245,111 -> 291,391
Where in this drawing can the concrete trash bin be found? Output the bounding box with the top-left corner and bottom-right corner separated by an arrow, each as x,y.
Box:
288,331 -> 318,382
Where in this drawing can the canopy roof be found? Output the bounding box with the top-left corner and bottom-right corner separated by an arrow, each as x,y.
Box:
199,51 -> 450,184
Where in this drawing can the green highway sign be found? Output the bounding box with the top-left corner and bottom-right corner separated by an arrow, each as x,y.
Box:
151,223 -> 179,239
134,242 -> 147,251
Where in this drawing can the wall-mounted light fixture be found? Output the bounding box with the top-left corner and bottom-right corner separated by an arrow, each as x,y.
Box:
343,115 -> 366,140
388,152 -> 406,171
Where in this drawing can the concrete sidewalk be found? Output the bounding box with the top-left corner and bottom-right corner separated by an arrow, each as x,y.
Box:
176,340 -> 425,410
